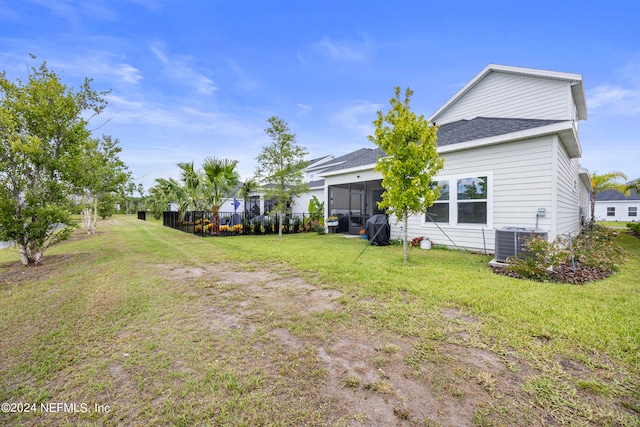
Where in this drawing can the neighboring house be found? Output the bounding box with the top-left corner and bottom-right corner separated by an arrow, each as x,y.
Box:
317,64 -> 592,253
594,188 -> 640,222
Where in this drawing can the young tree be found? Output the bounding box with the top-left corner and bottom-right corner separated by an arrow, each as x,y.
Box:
255,116 -> 309,239
147,178 -> 181,220
237,178 -> 260,217
369,87 -> 444,263
77,135 -> 129,234
590,171 -> 628,222
0,58 -> 110,265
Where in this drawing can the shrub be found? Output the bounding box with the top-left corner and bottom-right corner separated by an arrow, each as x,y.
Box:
573,225 -> 626,272
315,225 -> 326,235
502,226 -> 626,283
627,222 -> 640,235
410,236 -> 424,247
505,235 -> 568,281
252,218 -> 262,235
242,218 -> 252,235
292,217 -> 302,233
264,218 -> 273,234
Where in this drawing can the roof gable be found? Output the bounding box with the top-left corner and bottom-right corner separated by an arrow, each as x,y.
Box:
430,64 -> 587,124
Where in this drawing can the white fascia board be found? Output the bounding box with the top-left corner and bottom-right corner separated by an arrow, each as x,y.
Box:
429,64 -> 585,123
578,167 -> 592,192
306,155 -> 335,170
437,121 -> 579,156
571,83 -> 587,120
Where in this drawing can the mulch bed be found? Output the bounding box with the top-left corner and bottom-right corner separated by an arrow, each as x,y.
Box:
491,261 -> 613,285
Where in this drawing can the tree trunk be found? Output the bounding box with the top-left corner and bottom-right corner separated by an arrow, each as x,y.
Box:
403,213 -> 409,263
81,207 -> 92,234
211,205 -> 220,233
17,242 -> 43,266
590,191 -> 596,223
278,211 -> 283,239
91,197 -> 98,234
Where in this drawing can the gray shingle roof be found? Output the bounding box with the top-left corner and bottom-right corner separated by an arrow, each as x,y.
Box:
436,117 -> 565,146
320,117 -> 565,173
308,178 -> 325,188
321,148 -> 385,173
596,189 -> 640,201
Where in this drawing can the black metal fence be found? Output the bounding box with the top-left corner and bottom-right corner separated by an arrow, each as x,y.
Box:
162,211 -> 320,237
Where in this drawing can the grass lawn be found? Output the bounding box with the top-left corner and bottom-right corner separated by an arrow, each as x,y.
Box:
1,215 -> 639,426
597,221 -> 635,228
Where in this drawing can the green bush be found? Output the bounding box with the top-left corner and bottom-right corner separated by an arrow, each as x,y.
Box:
292,217 -> 301,233
505,235 -> 568,281
573,225 -> 626,272
505,226 -> 626,282
627,222 -> 640,235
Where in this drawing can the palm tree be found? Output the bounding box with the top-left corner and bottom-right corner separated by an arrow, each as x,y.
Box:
202,157 -> 240,232
590,171 -> 628,222
626,178 -> 640,194
237,178 -> 260,218
176,161 -> 212,217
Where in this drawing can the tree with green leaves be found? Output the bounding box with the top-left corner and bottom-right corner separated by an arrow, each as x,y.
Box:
590,171 -> 628,222
147,178 -> 181,220
0,58 -> 111,265
237,178 -> 260,217
369,87 -> 444,263
202,157 -> 240,233
255,116 -> 309,239
626,178 -> 639,195
76,135 -> 129,234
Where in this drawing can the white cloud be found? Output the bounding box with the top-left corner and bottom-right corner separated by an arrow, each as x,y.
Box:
588,61 -> 640,114
589,85 -> 638,110
296,103 -> 312,116
150,44 -> 217,95
331,101 -> 381,136
51,51 -> 143,85
226,59 -> 260,91
312,34 -> 371,62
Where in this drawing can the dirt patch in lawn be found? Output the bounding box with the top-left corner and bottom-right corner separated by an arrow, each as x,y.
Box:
149,262 -> 548,426
3,259 -> 637,426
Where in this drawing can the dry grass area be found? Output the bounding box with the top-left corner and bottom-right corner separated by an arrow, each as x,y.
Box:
0,217 -> 638,426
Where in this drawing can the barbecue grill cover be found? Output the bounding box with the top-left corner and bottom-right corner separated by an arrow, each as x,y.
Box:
364,214 -> 390,246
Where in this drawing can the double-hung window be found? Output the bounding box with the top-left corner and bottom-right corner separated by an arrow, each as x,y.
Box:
629,207 -> 638,217
607,207 -> 615,217
426,181 -> 450,223
457,176 -> 488,224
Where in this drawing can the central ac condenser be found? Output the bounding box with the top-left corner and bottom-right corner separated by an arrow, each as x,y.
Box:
494,227 -> 549,262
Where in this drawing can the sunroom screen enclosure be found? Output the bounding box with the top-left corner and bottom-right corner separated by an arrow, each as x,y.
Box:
328,180 -> 385,234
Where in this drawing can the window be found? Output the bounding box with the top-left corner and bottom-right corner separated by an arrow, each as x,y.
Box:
629,207 -> 638,217
426,181 -> 450,223
457,176 -> 487,224
607,207 -> 615,217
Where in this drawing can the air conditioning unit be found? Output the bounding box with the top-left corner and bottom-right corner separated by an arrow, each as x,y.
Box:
495,227 -> 548,262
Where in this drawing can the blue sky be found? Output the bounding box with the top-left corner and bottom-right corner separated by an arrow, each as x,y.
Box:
1,0 -> 639,191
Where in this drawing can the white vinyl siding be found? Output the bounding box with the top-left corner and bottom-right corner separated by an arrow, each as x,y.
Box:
594,201 -> 640,222
553,136 -> 583,238
435,72 -> 572,124
393,136 -> 557,252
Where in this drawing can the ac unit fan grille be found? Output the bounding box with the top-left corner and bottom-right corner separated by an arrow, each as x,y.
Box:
495,227 -> 548,262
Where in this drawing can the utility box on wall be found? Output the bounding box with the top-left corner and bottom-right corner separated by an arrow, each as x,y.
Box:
495,227 -> 548,262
